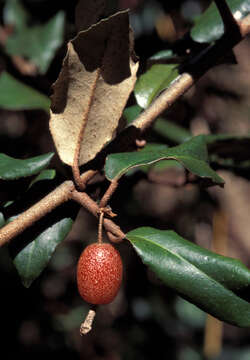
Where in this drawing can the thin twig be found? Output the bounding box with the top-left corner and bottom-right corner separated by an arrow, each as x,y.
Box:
81,169 -> 99,187
0,181 -> 74,247
0,170 -> 97,248
99,180 -> 119,208
72,69 -> 101,190
70,190 -> 125,241
131,14 -> 250,133
132,73 -> 193,131
0,15 -> 250,247
98,210 -> 104,243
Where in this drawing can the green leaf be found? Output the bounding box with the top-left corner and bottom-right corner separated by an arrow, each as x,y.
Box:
134,64 -> 179,109
13,217 -> 73,287
150,159 -> 183,172
105,135 -> 224,186
3,0 -> 29,31
126,227 -> 250,327
153,118 -> 192,144
139,143 -> 168,152
0,212 -> 5,228
29,169 -> 56,188
149,50 -> 175,61
122,143 -> 169,176
123,105 -> 142,125
0,152 -> 54,180
5,9 -> 65,74
0,72 -> 50,111
191,0 -> 250,43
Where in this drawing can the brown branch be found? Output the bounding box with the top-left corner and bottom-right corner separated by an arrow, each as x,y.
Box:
131,14 -> 250,133
1,14 -> 250,247
98,210 -> 104,243
99,180 -> 119,208
70,190 -> 125,242
0,170 -> 97,248
72,69 -> 101,190
0,181 -> 74,247
132,73 -> 193,131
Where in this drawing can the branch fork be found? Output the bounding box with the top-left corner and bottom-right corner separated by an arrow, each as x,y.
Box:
0,9 -> 250,248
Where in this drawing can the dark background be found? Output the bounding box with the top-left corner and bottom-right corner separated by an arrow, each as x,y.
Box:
1,1 -> 250,359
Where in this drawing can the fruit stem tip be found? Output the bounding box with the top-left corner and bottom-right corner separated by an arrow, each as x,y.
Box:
80,309 -> 96,335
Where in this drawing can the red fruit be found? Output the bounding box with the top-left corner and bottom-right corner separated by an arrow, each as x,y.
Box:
77,243 -> 123,305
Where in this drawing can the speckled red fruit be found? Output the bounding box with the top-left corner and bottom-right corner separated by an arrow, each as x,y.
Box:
77,243 -> 123,305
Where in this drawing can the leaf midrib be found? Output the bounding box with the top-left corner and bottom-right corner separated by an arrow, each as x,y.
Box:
113,154 -> 209,180
129,234 -> 236,293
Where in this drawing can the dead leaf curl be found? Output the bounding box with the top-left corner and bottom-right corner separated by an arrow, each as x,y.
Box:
50,10 -> 138,167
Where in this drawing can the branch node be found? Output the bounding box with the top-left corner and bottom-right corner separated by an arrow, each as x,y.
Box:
99,206 -> 117,218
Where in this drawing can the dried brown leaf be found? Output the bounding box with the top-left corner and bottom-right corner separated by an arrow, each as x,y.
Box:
49,11 -> 138,167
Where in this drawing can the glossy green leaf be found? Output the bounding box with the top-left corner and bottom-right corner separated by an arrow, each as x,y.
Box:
122,143 -> 169,176
105,135 -> 224,186
0,152 -> 54,180
126,227 -> 250,327
29,169 -> 56,188
153,118 -> 192,144
5,9 -> 65,74
0,72 -> 50,111
191,0 -> 250,43
13,217 -> 73,287
134,64 -> 179,109
123,105 -> 142,125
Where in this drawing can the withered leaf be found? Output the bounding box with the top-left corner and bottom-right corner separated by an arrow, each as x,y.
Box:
50,10 -> 138,167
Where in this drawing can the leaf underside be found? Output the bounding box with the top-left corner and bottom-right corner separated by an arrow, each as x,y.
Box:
49,10 -> 138,166
126,227 -> 250,327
